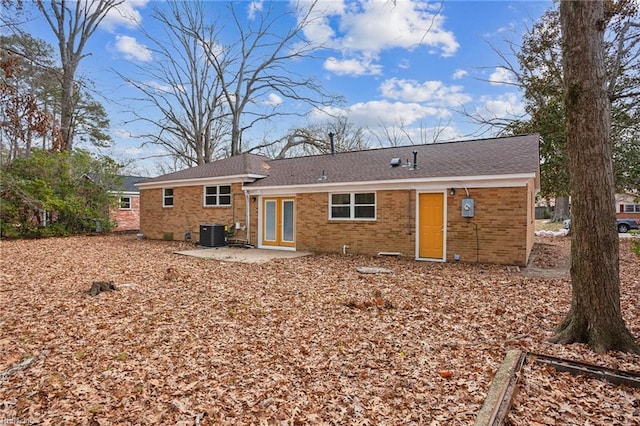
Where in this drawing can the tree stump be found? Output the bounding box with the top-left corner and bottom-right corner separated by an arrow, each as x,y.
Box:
89,281 -> 116,296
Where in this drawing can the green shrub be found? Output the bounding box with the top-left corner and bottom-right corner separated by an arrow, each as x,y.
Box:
0,149 -> 121,239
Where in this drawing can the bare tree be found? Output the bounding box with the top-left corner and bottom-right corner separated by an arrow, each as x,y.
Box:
1,0 -> 26,31
369,117 -> 455,147
36,0 -> 123,151
550,0 -> 638,353
196,1 -> 340,156
118,1 -> 229,169
464,3 -> 640,221
369,119 -> 410,147
253,115 -> 368,159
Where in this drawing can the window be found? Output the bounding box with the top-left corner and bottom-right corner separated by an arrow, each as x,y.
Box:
329,192 -> 375,220
119,196 -> 131,210
163,188 -> 174,207
624,204 -> 640,213
204,185 -> 231,206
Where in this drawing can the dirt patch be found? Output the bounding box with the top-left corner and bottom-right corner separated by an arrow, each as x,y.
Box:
174,246 -> 312,263
521,237 -> 571,278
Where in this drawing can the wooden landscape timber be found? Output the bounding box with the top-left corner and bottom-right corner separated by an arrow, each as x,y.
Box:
475,350 -> 640,425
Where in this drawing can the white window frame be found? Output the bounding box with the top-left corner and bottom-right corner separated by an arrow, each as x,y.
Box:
203,185 -> 232,207
163,188 -> 174,208
623,204 -> 640,213
329,192 -> 376,221
119,196 -> 132,210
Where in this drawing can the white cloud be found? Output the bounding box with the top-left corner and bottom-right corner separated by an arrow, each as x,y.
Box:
264,93 -> 283,107
337,1 -> 458,55
323,56 -> 382,76
101,0 -> 148,32
142,80 -> 172,93
301,2 -> 345,46
398,125 -> 464,144
115,35 -> 152,62
303,0 -> 459,76
112,128 -> 134,140
397,59 -> 411,70
475,93 -> 525,120
380,78 -> 471,106
452,69 -> 468,80
489,67 -> 516,86
313,100 -> 442,128
248,1 -> 264,20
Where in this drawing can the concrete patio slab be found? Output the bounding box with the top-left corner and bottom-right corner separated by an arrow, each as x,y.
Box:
174,246 -> 312,264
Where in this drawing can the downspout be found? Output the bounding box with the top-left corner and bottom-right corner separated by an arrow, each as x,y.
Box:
244,190 -> 251,245
407,189 -> 412,235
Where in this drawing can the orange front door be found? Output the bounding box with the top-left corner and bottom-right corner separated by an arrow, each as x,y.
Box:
418,193 -> 444,259
262,197 -> 295,248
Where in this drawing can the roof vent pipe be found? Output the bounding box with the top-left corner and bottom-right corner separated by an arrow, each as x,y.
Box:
412,150 -> 418,170
329,132 -> 335,156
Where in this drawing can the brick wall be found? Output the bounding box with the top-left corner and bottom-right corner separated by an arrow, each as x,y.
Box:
296,186 -> 534,265
139,182 -> 248,242
141,183 -> 535,265
295,190 -> 416,256
111,195 -> 140,232
446,186 -> 533,266
616,213 -> 640,220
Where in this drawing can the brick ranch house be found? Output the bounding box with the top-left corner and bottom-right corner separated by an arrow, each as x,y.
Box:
110,176 -> 147,232
137,134 -> 540,266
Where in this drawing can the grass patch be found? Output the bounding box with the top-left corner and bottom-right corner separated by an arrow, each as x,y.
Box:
535,220 -> 564,231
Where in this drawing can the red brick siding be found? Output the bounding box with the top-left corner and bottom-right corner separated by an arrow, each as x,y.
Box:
616,213 -> 640,220
111,195 -> 140,232
139,183 -> 248,242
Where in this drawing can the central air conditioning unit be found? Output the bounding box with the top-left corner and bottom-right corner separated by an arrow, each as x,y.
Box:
199,224 -> 227,247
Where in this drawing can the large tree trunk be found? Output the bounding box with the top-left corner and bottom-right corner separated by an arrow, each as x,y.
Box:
59,69 -> 76,151
552,196 -> 570,222
550,1 -> 638,353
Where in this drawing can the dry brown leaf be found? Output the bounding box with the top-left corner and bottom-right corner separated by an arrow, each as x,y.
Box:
0,235 -> 638,425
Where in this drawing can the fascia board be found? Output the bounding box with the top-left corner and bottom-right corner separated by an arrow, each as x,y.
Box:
110,191 -> 140,196
242,173 -> 536,195
136,174 -> 265,190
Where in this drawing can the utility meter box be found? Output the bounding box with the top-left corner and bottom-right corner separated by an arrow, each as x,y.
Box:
461,197 -> 475,218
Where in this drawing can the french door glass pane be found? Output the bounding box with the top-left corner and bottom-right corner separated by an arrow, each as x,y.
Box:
282,200 -> 294,242
265,201 -> 276,241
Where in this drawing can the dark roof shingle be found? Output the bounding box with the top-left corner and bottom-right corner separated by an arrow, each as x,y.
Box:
249,134 -> 540,187
139,135 -> 539,188
140,153 -> 270,184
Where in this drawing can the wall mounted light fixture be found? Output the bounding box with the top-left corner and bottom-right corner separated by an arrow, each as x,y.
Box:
449,188 -> 456,196
251,196 -> 257,202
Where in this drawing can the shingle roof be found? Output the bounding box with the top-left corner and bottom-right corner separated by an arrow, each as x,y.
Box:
248,134 -> 540,187
139,134 -> 539,188
120,176 -> 148,192
139,153 -> 271,184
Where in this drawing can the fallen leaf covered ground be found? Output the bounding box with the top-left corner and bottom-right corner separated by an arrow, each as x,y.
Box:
0,235 -> 638,425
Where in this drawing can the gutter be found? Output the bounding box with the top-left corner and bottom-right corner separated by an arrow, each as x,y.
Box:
244,189 -> 251,245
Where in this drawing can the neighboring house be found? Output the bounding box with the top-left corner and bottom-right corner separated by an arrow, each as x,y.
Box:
616,193 -> 640,220
111,176 -> 147,232
137,134 -> 540,265
536,193 -> 640,221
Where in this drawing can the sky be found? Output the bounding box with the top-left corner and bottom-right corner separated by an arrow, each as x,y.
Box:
15,0 -> 552,175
